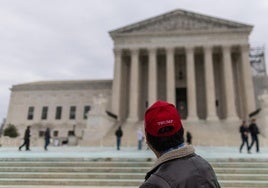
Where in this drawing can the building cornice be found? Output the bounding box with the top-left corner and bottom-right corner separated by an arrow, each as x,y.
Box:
11,80 -> 113,92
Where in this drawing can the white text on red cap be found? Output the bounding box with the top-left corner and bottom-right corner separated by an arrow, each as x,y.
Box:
157,120 -> 174,126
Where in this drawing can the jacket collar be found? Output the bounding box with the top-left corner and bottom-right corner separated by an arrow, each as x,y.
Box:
145,145 -> 195,179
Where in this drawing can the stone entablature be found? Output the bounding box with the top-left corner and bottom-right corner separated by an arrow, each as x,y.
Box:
12,80 -> 112,91
112,34 -> 250,50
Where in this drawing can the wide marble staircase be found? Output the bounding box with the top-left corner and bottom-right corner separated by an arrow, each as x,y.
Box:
0,157 -> 267,188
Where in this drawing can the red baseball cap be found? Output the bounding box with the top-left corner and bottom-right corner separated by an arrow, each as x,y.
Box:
144,100 -> 183,137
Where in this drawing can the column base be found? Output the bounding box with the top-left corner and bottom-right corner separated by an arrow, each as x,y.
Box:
126,116 -> 139,123
206,115 -> 219,121
225,115 -> 240,122
186,116 -> 199,122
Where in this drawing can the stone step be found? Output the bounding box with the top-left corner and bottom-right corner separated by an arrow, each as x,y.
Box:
211,162 -> 268,168
0,161 -> 153,167
2,166 -> 268,174
1,157 -> 267,162
0,178 -> 268,187
0,187 -> 137,188
0,172 -> 267,181
2,161 -> 268,168
0,166 -> 149,173
214,167 -> 268,174
0,179 -> 143,186
0,159 -> 268,168
219,180 -> 268,188
0,172 -> 145,179
217,174 -> 268,181
0,157 -> 154,162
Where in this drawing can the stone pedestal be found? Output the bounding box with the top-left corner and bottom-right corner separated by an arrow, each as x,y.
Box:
68,136 -> 78,146
80,94 -> 116,145
256,91 -> 268,137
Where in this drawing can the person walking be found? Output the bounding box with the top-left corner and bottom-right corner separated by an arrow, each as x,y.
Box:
140,101 -> 220,188
44,128 -> 51,151
18,126 -> 31,151
239,120 -> 250,153
115,126 -> 123,150
248,118 -> 260,153
186,131 -> 192,145
137,127 -> 144,150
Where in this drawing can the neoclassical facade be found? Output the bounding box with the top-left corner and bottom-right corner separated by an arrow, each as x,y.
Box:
109,9 -> 256,122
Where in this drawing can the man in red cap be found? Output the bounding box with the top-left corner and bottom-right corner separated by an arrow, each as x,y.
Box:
140,101 -> 220,188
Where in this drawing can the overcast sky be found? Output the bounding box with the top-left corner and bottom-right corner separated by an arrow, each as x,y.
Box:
0,0 -> 268,123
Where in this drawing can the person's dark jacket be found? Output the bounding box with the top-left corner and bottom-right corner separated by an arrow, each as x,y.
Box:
115,128 -> 123,138
45,129 -> 51,141
239,125 -> 249,138
140,145 -> 221,188
24,128 -> 31,140
248,123 -> 260,136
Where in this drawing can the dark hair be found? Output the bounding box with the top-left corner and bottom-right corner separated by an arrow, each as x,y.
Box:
146,127 -> 184,153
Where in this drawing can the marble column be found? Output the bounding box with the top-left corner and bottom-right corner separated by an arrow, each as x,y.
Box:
241,44 -> 256,117
222,45 -> 239,120
186,46 -> 198,121
128,48 -> 140,122
166,47 -> 176,105
204,46 -> 218,120
148,48 -> 157,106
111,48 -> 122,120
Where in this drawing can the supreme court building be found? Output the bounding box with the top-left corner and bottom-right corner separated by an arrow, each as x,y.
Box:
110,9 -> 256,122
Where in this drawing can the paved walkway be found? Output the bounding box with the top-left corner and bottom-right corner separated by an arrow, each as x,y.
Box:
0,146 -> 268,160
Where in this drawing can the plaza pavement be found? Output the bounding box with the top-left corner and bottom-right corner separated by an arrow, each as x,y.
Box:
0,145 -> 268,160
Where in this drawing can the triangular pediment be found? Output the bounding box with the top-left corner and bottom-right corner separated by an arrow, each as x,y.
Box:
110,9 -> 252,36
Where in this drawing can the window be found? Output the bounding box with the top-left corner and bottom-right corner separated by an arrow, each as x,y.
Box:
27,106 -> 34,120
69,106 -> 76,119
39,131 -> 45,137
68,130 -> 75,136
53,130 -> 58,137
41,106 -> 48,120
83,105 -> 91,119
179,71 -> 184,80
55,106 -> 62,120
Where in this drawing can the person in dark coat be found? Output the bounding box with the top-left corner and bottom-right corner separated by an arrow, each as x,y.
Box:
137,127 -> 144,150
186,131 -> 192,145
248,118 -> 260,152
239,120 -> 250,153
19,126 -> 31,151
140,101 -> 220,188
115,126 -> 123,150
44,128 -> 51,151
